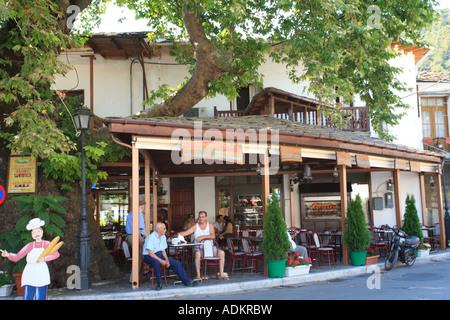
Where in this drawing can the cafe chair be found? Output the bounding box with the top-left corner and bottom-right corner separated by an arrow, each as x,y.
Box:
200,240 -> 221,280
423,224 -> 439,252
139,243 -> 168,288
226,236 -> 245,275
241,237 -> 263,276
109,233 -> 124,265
313,233 -> 335,268
370,228 -> 388,257
120,241 -> 133,281
305,231 -> 318,262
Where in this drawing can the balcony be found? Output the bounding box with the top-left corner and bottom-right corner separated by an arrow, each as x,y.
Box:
214,88 -> 370,133
423,137 -> 450,154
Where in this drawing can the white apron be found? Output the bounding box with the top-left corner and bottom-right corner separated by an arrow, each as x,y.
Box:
21,242 -> 50,287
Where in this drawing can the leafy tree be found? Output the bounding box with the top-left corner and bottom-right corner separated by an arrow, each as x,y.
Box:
115,0 -> 439,140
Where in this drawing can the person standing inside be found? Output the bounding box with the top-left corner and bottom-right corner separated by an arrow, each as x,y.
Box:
142,222 -> 196,290
178,211 -> 228,280
0,218 -> 60,300
125,197 -> 147,245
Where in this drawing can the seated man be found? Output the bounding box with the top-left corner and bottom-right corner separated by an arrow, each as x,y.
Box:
142,222 -> 196,290
178,211 -> 228,280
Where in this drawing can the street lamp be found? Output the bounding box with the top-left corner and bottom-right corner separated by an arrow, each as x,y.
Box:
72,107 -> 92,290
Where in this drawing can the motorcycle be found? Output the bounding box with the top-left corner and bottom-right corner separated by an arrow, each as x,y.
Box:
384,228 -> 420,271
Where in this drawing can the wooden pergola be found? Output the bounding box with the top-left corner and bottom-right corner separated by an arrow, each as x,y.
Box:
103,115 -> 446,289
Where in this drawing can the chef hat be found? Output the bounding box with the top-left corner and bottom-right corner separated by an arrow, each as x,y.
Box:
26,218 -> 45,231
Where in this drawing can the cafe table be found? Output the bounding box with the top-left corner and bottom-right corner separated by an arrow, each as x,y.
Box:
168,241 -> 202,283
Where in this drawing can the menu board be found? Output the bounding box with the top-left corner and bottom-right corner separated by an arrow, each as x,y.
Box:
7,156 -> 37,194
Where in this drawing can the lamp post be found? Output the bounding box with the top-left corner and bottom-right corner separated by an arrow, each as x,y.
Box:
72,107 -> 92,290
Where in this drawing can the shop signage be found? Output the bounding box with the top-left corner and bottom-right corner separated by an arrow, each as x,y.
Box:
7,156 -> 37,194
336,152 -> 352,167
0,185 -> 5,205
280,146 -> 302,163
394,159 -> 407,170
181,141 -> 244,164
356,154 -> 370,168
409,161 -> 421,172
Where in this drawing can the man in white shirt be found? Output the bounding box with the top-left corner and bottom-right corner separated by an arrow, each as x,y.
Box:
178,211 -> 228,280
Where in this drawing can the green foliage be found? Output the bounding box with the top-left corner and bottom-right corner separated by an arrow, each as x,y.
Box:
0,195 -> 68,273
0,273 -> 14,287
114,0 -> 438,141
344,194 -> 371,252
419,9 -> 450,72
402,194 -> 423,240
261,191 -> 291,261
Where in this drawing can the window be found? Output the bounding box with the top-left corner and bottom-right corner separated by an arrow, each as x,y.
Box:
421,97 -> 448,138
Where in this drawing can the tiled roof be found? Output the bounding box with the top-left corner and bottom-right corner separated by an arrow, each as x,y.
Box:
117,114 -> 439,158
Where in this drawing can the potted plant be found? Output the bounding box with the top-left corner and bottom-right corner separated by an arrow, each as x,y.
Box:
285,252 -> 312,276
0,272 -> 15,297
344,194 -> 372,266
418,243 -> 431,257
261,191 -> 291,278
157,187 -> 167,204
402,194 -> 423,240
365,248 -> 380,265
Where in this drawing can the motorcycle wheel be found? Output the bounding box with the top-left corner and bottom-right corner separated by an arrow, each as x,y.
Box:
405,250 -> 417,267
385,249 -> 398,271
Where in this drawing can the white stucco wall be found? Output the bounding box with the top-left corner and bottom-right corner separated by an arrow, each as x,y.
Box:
194,177 -> 216,223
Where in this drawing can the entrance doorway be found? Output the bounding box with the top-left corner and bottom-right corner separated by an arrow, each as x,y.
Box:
170,178 -> 194,231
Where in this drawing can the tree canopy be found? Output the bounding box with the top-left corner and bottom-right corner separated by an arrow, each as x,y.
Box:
113,0 -> 439,140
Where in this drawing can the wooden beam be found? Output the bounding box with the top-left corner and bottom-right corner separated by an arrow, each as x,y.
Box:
339,165 -> 348,265
144,157 -> 151,236
393,169 -> 402,226
262,150 -> 270,276
435,172 -> 447,250
131,137 -> 140,289
290,174 -> 295,227
152,169 -> 158,232
419,173 -> 427,226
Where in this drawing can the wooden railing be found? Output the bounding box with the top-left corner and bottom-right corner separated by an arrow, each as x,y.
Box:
423,138 -> 450,154
214,106 -> 370,132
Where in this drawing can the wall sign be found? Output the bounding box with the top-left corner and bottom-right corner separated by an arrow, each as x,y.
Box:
7,156 -> 37,194
409,161 -> 421,172
181,141 -> 244,164
280,146 -> 302,163
336,152 -> 352,167
394,159 -> 407,171
355,154 -> 371,169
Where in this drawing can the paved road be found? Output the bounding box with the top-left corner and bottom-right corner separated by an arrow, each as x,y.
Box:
169,256 -> 450,300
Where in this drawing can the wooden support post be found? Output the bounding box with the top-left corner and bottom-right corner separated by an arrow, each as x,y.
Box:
393,169 -> 402,226
262,150 -> 270,275
144,157 -> 151,236
435,172 -> 447,250
152,169 -> 158,231
131,138 -> 139,289
339,165 -> 348,265
290,174 -> 295,227
419,173 -> 427,226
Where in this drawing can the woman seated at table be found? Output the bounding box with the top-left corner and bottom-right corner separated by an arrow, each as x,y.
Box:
218,216 -> 233,240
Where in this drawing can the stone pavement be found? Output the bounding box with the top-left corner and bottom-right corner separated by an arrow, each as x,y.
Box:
2,251 -> 449,300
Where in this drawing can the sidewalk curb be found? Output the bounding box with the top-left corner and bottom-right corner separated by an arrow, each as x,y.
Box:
48,251 -> 450,300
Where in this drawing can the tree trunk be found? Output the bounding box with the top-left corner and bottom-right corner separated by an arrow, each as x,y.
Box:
0,156 -> 120,288
136,1 -> 241,118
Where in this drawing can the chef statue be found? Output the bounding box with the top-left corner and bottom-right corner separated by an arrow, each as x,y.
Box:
0,218 -> 62,300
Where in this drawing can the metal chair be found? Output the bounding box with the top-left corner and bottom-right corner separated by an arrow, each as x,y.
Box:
200,240 -> 221,280
226,236 -> 245,274
241,237 -> 263,276
139,243 -> 168,288
313,233 -> 335,268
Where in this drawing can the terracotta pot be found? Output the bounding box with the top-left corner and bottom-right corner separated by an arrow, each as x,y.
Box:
365,255 -> 380,265
13,273 -> 25,296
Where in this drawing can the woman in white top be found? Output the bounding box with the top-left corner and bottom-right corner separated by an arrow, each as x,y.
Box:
178,211 -> 228,280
